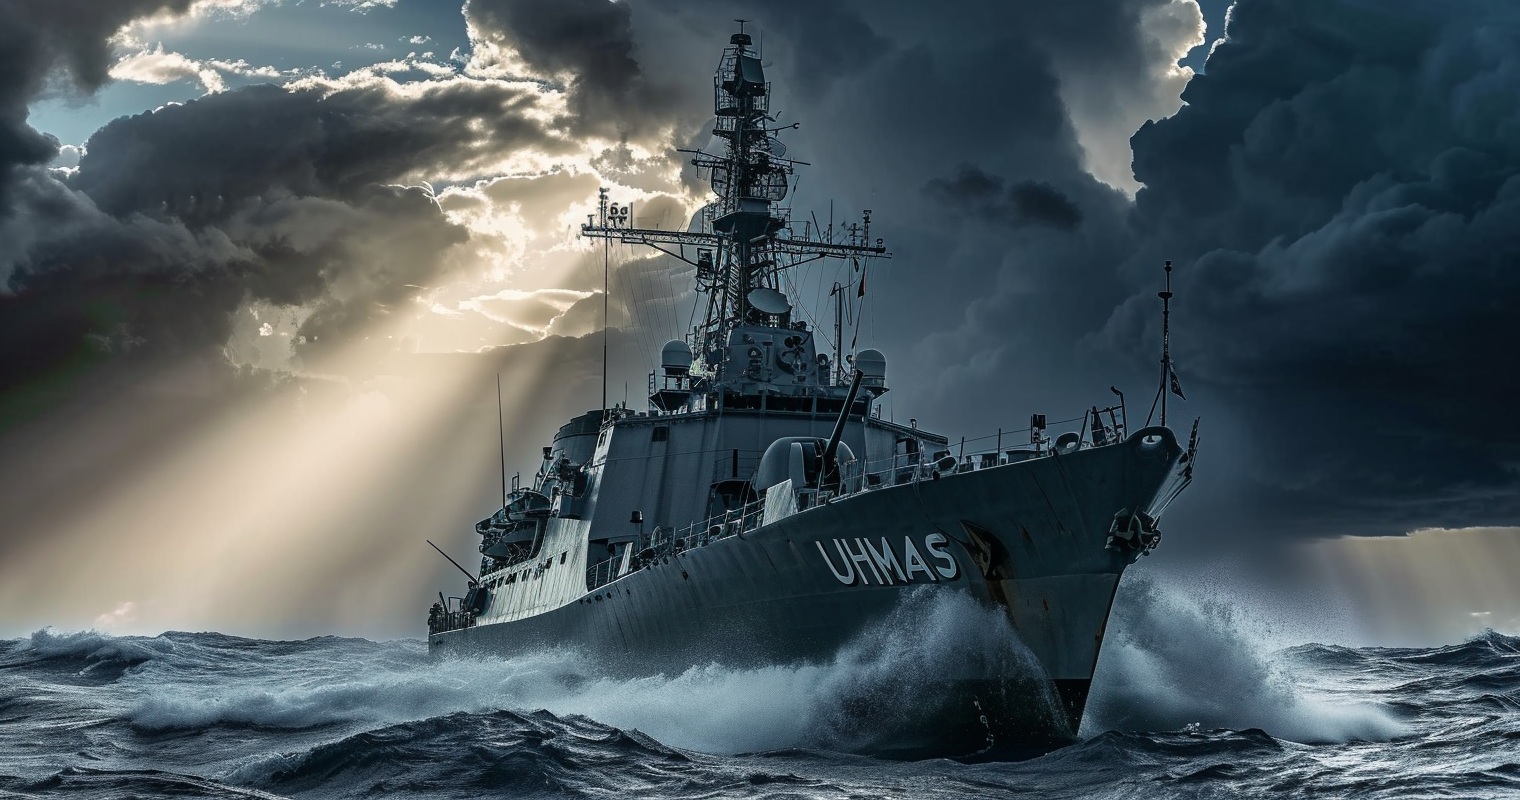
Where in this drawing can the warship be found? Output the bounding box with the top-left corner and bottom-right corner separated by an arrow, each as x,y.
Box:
427,24 -> 1197,759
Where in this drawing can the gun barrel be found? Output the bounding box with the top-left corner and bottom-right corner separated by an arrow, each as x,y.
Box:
821,369 -> 865,487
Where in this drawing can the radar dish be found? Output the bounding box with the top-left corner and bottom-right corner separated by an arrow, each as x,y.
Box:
747,287 -> 792,315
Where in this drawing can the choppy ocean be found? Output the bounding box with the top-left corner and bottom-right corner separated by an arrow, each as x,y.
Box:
3,583 -> 1517,799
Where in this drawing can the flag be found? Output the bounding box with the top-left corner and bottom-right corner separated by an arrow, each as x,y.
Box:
857,264 -> 867,298
1169,364 -> 1187,400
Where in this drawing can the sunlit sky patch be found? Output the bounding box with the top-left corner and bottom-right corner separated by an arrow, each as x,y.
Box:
33,0 -> 473,146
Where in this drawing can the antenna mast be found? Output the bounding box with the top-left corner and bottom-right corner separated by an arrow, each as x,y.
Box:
496,373 -> 507,508
830,281 -> 844,383
581,24 -> 888,393
1160,260 -> 1173,426
600,187 -> 610,420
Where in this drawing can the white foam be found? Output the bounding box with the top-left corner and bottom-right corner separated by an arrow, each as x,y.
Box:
122,590 -> 1059,754
1083,576 -> 1408,743
522,588 -> 1062,753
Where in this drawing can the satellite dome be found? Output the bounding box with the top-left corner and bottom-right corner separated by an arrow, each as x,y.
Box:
661,340 -> 693,374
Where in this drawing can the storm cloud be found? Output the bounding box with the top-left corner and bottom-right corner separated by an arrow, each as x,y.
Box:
926,166 -> 1085,231
0,75 -> 568,389
1106,0 -> 1520,535
463,0 -> 683,138
0,0 -> 194,205
870,0 -> 1520,543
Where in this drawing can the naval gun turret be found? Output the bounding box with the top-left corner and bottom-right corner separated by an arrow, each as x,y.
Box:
754,438 -> 856,496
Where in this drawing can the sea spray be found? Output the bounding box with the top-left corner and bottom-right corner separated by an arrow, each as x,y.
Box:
103,589 -> 1057,756
449,588 -> 1063,755
806,587 -> 1066,753
1084,576 -> 1408,742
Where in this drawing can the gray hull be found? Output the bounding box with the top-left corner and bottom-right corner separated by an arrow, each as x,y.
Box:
431,427 -> 1185,758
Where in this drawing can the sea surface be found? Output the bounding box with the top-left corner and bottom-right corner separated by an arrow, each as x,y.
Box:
3,585 -> 1518,799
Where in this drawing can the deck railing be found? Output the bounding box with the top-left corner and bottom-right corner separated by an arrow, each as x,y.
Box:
584,403 -> 1133,594
428,607 -> 474,634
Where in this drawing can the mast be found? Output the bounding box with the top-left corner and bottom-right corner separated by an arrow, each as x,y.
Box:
600,187 -> 611,420
1160,260 -> 1173,426
496,373 -> 507,508
581,23 -> 888,396
830,281 -> 845,384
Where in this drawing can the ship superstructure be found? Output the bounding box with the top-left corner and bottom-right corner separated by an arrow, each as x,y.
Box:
427,26 -> 1197,759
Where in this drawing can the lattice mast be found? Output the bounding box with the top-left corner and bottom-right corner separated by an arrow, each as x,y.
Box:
582,22 -> 888,387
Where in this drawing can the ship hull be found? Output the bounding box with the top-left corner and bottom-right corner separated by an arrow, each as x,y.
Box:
431,427 -> 1185,758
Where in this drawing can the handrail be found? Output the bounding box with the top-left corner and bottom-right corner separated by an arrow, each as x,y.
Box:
583,408 -> 1133,594
428,608 -> 475,634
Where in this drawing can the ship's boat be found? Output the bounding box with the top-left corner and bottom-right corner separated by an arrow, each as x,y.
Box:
427,25 -> 1197,760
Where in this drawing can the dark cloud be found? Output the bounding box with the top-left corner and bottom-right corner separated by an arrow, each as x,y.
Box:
0,0 -> 194,208
74,80 -> 561,217
464,0 -> 680,136
925,165 -> 1084,230
1009,181 -> 1084,230
466,0 -> 637,87
0,71 -> 592,389
1,0 -> 711,409
1102,0 -> 1520,535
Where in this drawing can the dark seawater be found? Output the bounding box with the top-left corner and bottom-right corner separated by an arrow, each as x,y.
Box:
3,588 -> 1519,799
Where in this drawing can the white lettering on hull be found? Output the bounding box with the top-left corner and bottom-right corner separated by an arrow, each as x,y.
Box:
925,532 -> 959,579
815,534 -> 959,586
902,537 -> 935,581
816,540 -> 854,583
864,537 -> 907,583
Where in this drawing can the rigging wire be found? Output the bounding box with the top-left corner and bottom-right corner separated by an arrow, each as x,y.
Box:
631,255 -> 667,372
614,249 -> 657,379
784,271 -> 834,355
641,204 -> 683,340
866,257 -> 878,345
624,256 -> 652,353
663,254 -> 681,338
686,279 -> 702,338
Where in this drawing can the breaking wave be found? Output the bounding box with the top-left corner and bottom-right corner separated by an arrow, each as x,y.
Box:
1085,576 -> 1408,743
109,589 -> 1052,755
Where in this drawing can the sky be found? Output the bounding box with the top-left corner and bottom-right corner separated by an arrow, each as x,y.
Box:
0,0 -> 1516,646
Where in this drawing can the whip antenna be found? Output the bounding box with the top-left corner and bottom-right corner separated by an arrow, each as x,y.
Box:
427,539 -> 478,583
1160,260 -> 1173,426
496,373 -> 507,509
599,187 -> 611,420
